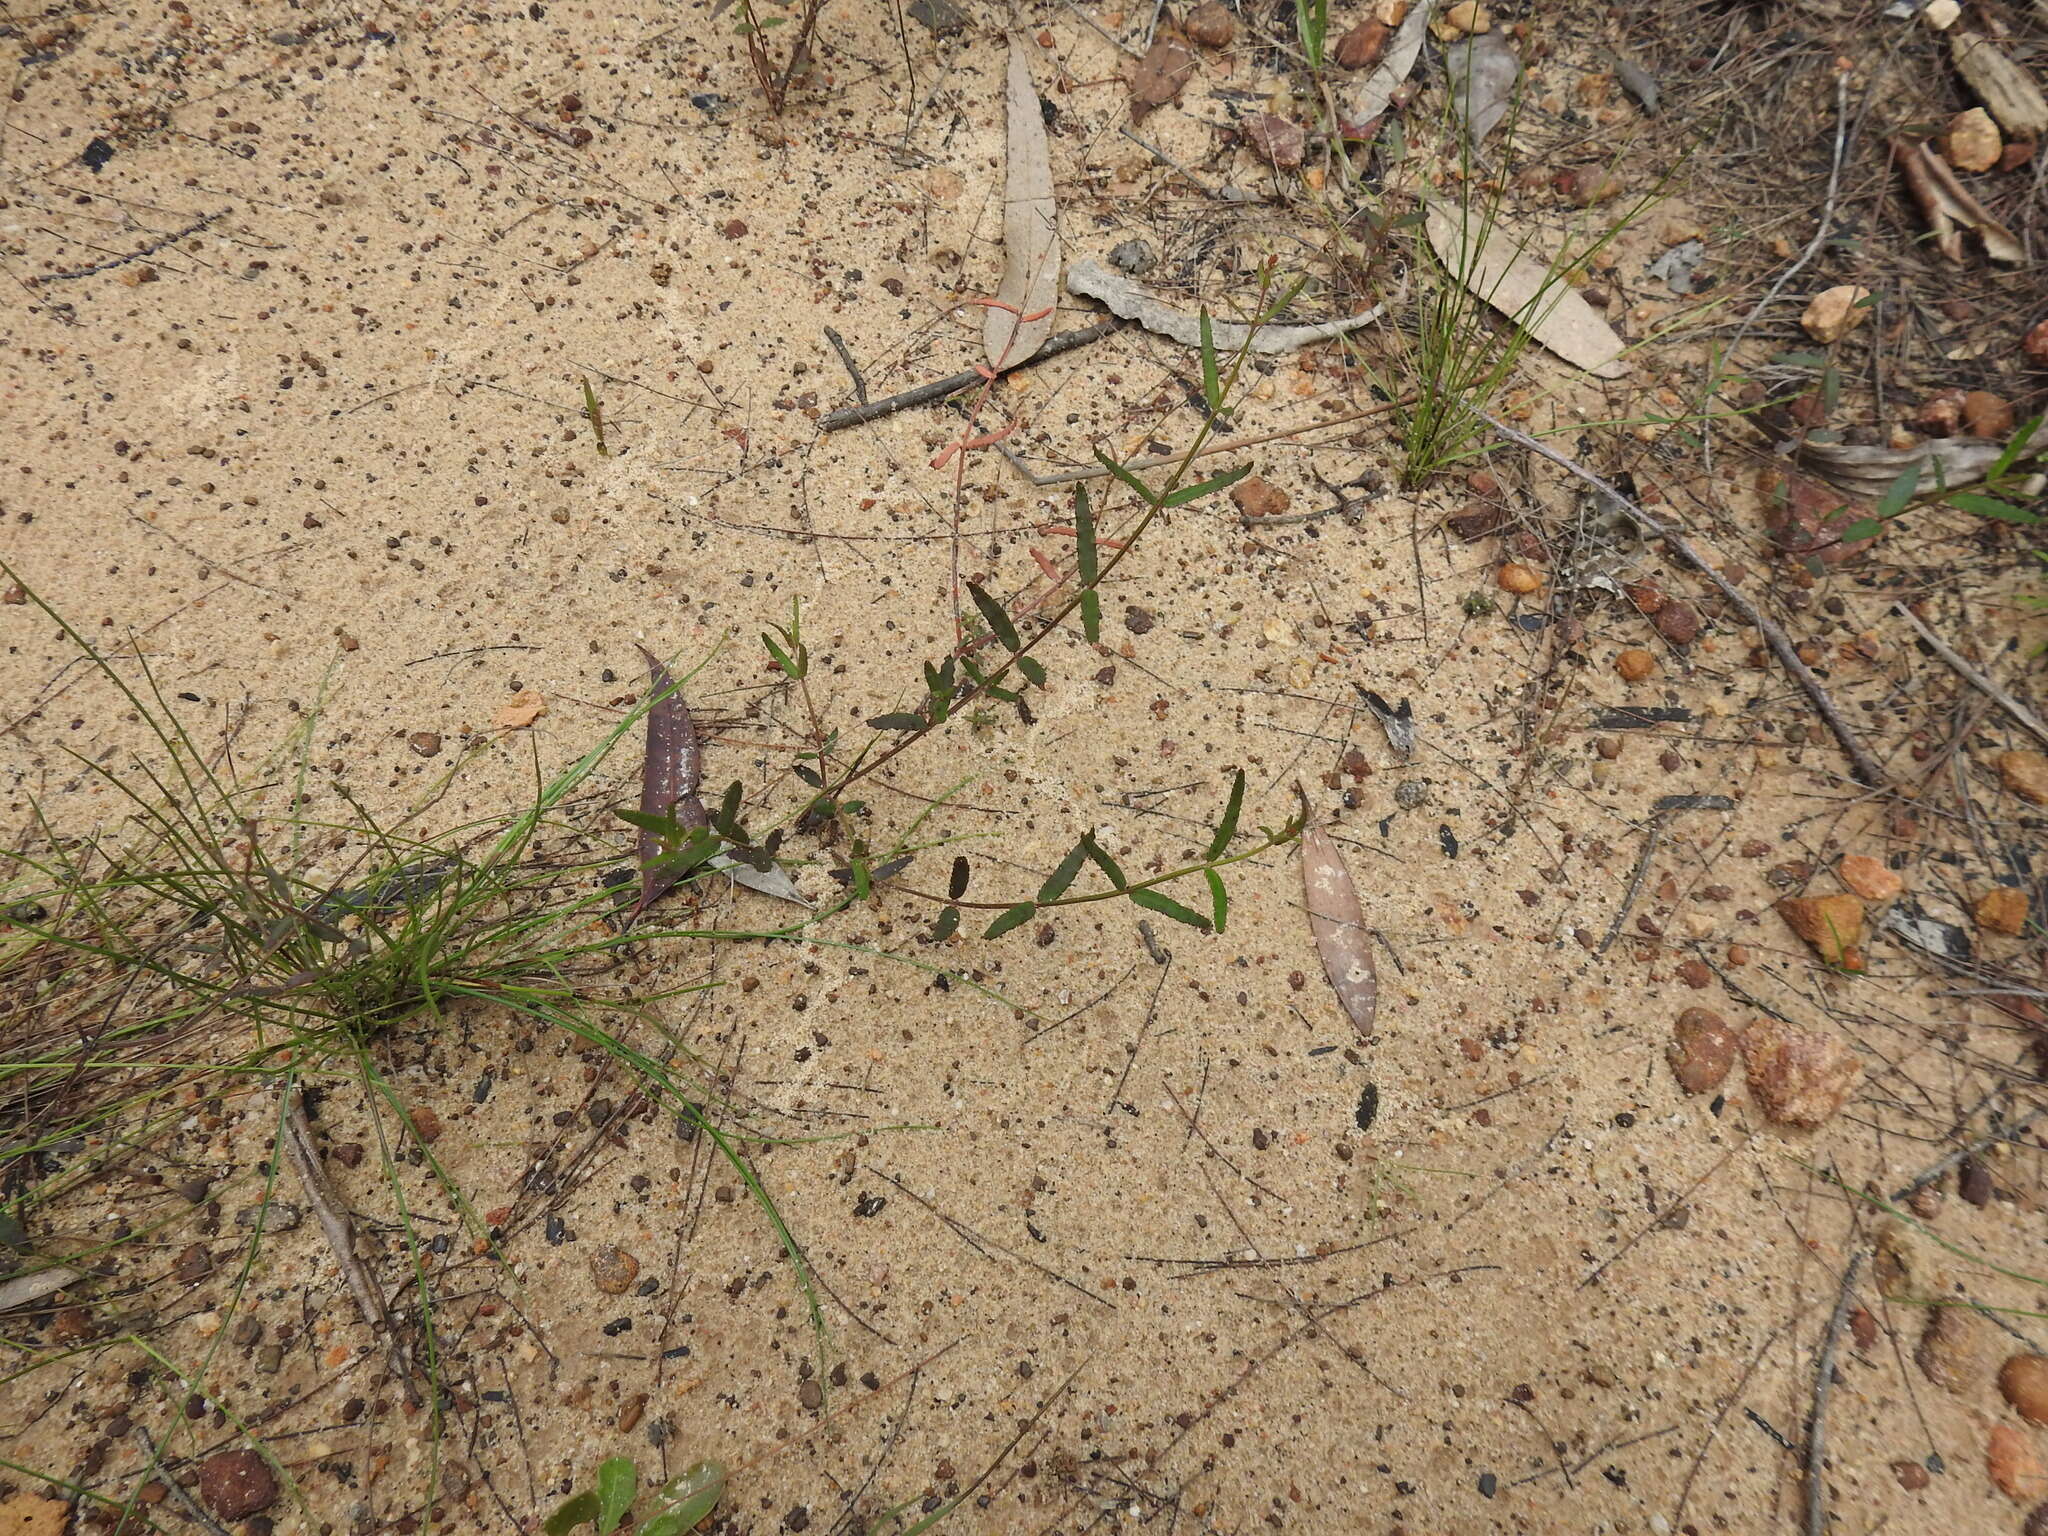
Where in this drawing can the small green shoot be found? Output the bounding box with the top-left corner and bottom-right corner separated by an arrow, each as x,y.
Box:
580,375 -> 610,457
547,1457 -> 726,1536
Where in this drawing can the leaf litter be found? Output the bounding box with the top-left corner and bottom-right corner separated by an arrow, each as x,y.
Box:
1423,204 -> 1629,378
983,40 -> 1061,370
1066,260 -> 1383,355
1301,818 -> 1377,1038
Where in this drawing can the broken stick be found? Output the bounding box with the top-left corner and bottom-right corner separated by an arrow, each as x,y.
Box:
280,1087 -> 422,1405
1475,411 -> 1887,787
820,319 -> 1123,431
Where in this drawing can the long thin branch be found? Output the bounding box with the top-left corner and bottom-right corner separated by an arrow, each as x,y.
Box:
1806,1247 -> 1866,1536
1475,411 -> 1887,786
1728,73 -> 1854,361
1892,601 -> 2048,748
819,320 -> 1123,430
279,1087 -> 422,1405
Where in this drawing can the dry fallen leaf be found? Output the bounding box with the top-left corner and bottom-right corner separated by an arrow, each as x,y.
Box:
1129,37 -> 1194,119
1067,260 -> 1382,354
1423,205 -> 1627,378
1445,31 -> 1517,148
1795,421 -> 2039,499
494,690 -> 547,730
1302,820 -> 1377,1037
985,40 -> 1061,369
1243,113 -> 1306,170
1346,0 -> 1432,129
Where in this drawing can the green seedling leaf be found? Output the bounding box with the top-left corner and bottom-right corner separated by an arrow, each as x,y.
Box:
1199,310 -> 1221,413
1129,885 -> 1211,931
1837,518 -> 1884,544
1206,768 -> 1246,860
1074,486 -> 1100,583
867,713 -> 926,732
1204,867 -> 1229,934
544,1493 -> 600,1536
1947,492 -> 2043,524
641,1463 -> 727,1536
931,905 -> 961,941
1093,446 -> 1157,505
1016,655 -> 1047,688
1162,462 -> 1253,508
1075,485 -> 1102,643
985,900 -> 1038,939
762,632 -> 801,678
1039,843 -> 1088,903
1081,832 -> 1126,890
615,808 -> 680,836
967,583 -> 1022,652
1990,416 -> 2042,480
595,1459 -> 637,1536
1875,461 -> 1921,521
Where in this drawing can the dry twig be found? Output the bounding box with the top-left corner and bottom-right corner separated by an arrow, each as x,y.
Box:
1892,602 -> 2048,748
280,1087 -> 422,1405
1475,412 -> 1887,786
1806,1247 -> 1866,1536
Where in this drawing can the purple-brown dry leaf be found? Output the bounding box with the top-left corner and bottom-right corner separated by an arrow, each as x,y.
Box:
1302,821 -> 1377,1037
635,644 -> 708,916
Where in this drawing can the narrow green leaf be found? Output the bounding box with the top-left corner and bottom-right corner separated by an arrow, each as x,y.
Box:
762,633 -> 798,678
1129,886 -> 1210,931
1947,492 -> 2043,525
1093,446 -> 1157,506
1039,843 -> 1088,903
1837,518 -> 1883,544
1016,655 -> 1047,688
931,906 -> 960,941
544,1492 -> 600,1536
984,901 -> 1038,939
1081,832 -> 1126,890
967,583 -> 1022,651
595,1459 -> 637,1536
1074,485 -> 1100,584
1204,867 -> 1229,934
850,854 -> 872,901
867,712 -> 926,731
1206,769 -> 1245,860
1199,310 -> 1221,413
1874,461 -> 1920,520
615,808 -> 679,835
715,780 -> 743,836
1162,462 -> 1253,508
643,1463 -> 725,1536
1990,415 -> 2042,479
1080,589 -> 1102,645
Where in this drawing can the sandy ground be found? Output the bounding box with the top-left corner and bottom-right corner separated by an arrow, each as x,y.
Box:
5,2 -> 2048,1534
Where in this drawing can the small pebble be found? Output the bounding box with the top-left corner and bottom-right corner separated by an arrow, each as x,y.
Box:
1393,780 -> 1429,810
1667,1008 -> 1737,1093
798,1379 -> 823,1410
197,1450 -> 278,1520
588,1245 -> 641,1296
1615,648 -> 1654,682
2002,1354 -> 2048,1424
408,732 -> 443,758
1496,562 -> 1541,594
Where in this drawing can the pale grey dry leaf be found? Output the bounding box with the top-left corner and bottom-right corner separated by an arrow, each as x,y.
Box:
1346,0 -> 1432,127
1066,259 -> 1382,354
1645,239 -> 1705,294
1612,55 -> 1659,115
1795,424 -> 2039,499
1424,205 -> 1628,379
1303,822 -> 1376,1037
1908,140 -> 2023,265
1951,30 -> 2048,139
1445,32 -> 1518,148
715,851 -> 812,907
0,1265 -> 84,1313
985,41 -> 1061,369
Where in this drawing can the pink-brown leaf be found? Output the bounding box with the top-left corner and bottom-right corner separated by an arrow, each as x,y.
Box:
1303,822 -> 1377,1036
